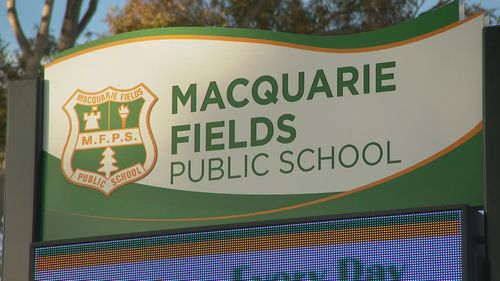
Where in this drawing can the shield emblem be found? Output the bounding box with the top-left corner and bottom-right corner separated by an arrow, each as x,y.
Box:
61,83 -> 158,196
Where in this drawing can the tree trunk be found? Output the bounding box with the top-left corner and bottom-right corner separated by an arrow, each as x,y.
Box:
7,0 -> 98,77
7,0 -> 54,78
24,56 -> 40,78
58,0 -> 98,51
58,0 -> 82,51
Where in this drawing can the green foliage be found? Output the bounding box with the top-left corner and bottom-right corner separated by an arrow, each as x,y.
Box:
106,0 -> 498,35
0,39 -> 21,89
106,0 -> 227,34
106,0 -> 422,34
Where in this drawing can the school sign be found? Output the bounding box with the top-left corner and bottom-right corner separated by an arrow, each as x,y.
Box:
41,2 -> 483,240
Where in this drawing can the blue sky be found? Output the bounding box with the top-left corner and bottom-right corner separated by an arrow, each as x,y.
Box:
0,0 -> 499,53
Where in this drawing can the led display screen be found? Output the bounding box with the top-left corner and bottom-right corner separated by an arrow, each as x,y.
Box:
32,208 -> 469,281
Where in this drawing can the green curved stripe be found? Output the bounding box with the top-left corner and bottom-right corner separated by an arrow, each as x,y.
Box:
40,131 -> 483,241
50,1 -> 458,61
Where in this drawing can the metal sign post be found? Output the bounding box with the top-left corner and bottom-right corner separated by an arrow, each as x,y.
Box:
2,79 -> 43,281
484,25 -> 500,281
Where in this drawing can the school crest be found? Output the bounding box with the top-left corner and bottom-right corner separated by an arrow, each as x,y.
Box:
61,83 -> 158,196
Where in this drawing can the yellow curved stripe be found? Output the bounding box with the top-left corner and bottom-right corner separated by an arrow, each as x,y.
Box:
50,121 -> 483,222
45,13 -> 482,69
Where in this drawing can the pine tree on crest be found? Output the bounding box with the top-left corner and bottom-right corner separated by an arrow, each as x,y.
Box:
98,147 -> 119,178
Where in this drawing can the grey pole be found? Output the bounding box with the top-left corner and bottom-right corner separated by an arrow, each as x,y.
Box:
484,25 -> 500,281
2,79 -> 43,281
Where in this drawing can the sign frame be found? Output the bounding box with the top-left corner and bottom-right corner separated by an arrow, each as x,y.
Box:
3,78 -> 44,281
484,24 -> 500,281
39,3 -> 486,240
29,205 -> 483,281
0,3 -> 492,280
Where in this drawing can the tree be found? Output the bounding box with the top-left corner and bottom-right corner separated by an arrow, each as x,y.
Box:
428,0 -> 499,21
98,147 -> 119,178
105,0 -> 422,35
107,0 -> 226,34
6,0 -> 99,77
106,0 -> 497,35
225,0 -> 423,35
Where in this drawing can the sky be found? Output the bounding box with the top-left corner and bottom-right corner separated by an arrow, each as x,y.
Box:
0,0 -> 499,53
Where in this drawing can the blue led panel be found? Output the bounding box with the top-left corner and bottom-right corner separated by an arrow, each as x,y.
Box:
32,208 -> 468,281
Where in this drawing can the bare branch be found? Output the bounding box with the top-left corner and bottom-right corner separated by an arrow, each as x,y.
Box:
77,0 -> 98,37
38,0 -> 54,38
6,0 -> 32,57
240,0 -> 267,28
420,0 -> 448,15
412,0 -> 427,17
58,0 -> 82,51
34,0 -> 54,57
